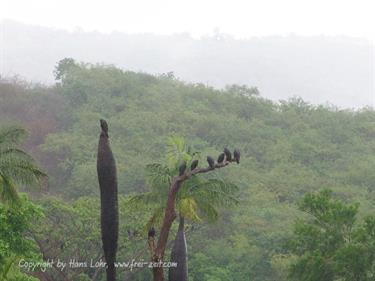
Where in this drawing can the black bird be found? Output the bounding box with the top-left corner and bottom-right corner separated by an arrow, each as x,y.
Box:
148,227 -> 156,238
190,159 -> 199,170
100,119 -> 109,137
217,153 -> 225,163
224,147 -> 232,162
207,156 -> 215,169
179,161 -> 187,176
233,149 -> 241,164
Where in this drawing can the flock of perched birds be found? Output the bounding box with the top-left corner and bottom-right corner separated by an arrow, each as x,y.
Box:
148,148 -> 240,239
178,147 -> 240,176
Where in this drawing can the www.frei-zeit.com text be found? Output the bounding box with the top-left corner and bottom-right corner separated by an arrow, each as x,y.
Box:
19,259 -> 177,272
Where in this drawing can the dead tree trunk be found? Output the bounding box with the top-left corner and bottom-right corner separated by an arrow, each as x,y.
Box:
97,119 -> 119,281
168,216 -> 187,281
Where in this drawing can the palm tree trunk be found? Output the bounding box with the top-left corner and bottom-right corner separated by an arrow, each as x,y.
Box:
97,128 -> 118,281
168,216 -> 188,281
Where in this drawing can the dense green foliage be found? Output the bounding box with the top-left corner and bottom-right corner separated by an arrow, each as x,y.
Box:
0,126 -> 46,205
0,194 -> 42,281
288,189 -> 375,281
0,59 -> 374,280
28,195 -> 152,281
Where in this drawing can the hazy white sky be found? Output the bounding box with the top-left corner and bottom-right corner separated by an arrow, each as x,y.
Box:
1,0 -> 375,40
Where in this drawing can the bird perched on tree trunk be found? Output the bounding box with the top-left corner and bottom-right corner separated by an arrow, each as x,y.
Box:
233,149 -> 240,164
217,153 -> 225,164
100,119 -> 109,137
207,156 -> 215,169
148,226 -> 156,258
148,226 -> 156,238
97,119 -> 118,281
179,161 -> 187,176
224,148 -> 232,162
190,159 -> 199,171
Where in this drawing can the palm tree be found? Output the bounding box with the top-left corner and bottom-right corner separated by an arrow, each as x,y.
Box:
132,137 -> 239,281
0,125 -> 46,205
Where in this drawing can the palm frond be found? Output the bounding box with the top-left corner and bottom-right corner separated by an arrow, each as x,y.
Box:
145,163 -> 172,193
0,176 -> 20,206
0,255 -> 18,280
0,158 -> 46,187
0,147 -> 34,161
177,177 -> 238,224
190,178 -> 239,207
145,206 -> 165,231
129,191 -> 162,206
166,136 -> 191,169
178,198 -> 201,222
196,202 -> 219,223
0,125 -> 46,205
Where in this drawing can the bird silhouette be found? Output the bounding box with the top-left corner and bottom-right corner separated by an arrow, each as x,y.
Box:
224,148 -> 232,162
233,149 -> 240,164
148,227 -> 156,238
179,161 -> 187,176
217,153 -> 225,163
207,156 -> 215,168
100,119 -> 109,137
190,159 -> 199,170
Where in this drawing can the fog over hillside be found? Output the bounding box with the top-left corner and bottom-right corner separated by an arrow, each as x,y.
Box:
1,20 -> 374,108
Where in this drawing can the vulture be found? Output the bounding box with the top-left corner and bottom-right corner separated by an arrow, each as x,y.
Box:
233,149 -> 241,164
190,159 -> 199,171
100,119 -> 109,137
207,156 -> 215,169
217,153 -> 225,163
179,161 -> 187,176
224,148 -> 232,162
148,227 -> 156,238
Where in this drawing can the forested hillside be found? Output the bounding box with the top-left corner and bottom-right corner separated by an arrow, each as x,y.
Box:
0,60 -> 374,280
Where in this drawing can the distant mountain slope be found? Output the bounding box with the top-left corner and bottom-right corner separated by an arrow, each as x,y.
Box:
1,20 -> 374,108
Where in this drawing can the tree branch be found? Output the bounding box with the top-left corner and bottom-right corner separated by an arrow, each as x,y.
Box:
152,160 -> 233,281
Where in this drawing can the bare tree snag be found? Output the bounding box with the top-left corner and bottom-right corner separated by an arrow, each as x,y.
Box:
97,119 -> 119,281
168,216 -> 187,281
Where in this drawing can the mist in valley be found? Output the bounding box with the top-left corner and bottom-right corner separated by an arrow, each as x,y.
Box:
1,20 -> 373,108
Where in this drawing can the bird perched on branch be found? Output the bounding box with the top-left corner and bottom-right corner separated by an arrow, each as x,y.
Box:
217,153 -> 225,164
233,149 -> 240,164
148,227 -> 156,238
207,156 -> 215,169
147,227 -> 156,258
224,147 -> 232,162
100,119 -> 109,137
190,159 -> 199,171
179,161 -> 187,176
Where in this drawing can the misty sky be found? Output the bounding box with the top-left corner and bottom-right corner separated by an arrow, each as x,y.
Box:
1,0 -> 375,40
